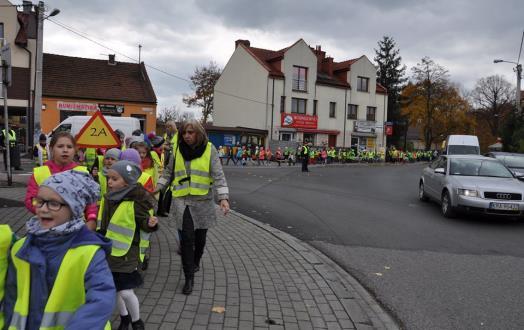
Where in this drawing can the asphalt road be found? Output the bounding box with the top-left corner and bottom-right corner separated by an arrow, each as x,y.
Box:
224,163 -> 524,330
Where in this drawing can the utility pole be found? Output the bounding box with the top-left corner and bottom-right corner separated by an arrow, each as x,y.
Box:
516,64 -> 522,114
1,42 -> 13,186
33,1 -> 45,148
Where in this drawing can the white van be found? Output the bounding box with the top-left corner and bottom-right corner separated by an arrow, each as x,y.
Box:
47,116 -> 141,140
444,135 -> 480,155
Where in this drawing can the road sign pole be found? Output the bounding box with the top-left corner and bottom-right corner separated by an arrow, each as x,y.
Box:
1,64 -> 12,186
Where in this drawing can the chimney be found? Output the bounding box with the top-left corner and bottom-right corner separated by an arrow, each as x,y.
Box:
235,39 -> 251,48
22,1 -> 32,13
108,54 -> 116,66
322,57 -> 333,76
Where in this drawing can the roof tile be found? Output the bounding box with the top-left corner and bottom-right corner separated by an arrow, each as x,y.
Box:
43,53 -> 157,103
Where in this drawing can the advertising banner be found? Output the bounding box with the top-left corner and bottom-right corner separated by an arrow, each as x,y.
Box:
281,113 -> 318,129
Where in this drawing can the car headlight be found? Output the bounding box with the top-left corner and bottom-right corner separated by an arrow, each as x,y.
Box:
457,189 -> 478,197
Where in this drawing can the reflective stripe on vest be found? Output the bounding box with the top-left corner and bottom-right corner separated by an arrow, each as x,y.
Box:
138,172 -> 151,187
33,166 -> 89,186
105,201 -> 150,262
171,142 -> 212,197
0,225 -> 13,329
2,129 -> 16,142
9,238 -> 107,330
144,166 -> 157,187
150,151 -> 161,169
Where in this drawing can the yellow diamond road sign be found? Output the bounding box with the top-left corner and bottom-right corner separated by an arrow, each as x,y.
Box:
75,111 -> 120,148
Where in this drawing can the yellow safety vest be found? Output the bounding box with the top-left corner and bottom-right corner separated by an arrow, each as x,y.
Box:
171,142 -> 212,197
104,201 -> 151,262
9,238 -> 110,330
33,165 -> 89,186
2,129 -> 16,143
0,225 -> 13,330
84,148 -> 97,166
35,145 -> 48,166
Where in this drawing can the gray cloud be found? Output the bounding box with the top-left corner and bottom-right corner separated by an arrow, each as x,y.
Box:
40,0 -> 523,113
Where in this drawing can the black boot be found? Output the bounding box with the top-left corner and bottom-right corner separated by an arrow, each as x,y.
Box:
182,276 -> 194,295
131,319 -> 145,330
117,315 -> 131,330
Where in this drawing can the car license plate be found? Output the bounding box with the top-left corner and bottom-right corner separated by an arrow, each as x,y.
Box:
489,202 -> 519,211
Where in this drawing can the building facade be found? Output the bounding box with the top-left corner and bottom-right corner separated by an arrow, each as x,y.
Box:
42,53 -> 157,134
213,39 -> 388,150
0,0 -> 38,150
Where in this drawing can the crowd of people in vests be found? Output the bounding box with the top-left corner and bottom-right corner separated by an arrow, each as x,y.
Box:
1,119 -> 230,329
216,143 -> 439,167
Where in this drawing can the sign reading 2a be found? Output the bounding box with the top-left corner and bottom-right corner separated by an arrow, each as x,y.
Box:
75,111 -> 120,148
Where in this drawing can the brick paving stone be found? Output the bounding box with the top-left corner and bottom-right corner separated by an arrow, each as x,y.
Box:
0,185 -> 398,330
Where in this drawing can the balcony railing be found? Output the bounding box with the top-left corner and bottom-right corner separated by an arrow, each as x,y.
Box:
292,79 -> 307,92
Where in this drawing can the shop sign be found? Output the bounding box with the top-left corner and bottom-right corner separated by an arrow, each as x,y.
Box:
385,123 -> 393,136
354,120 -> 376,133
98,104 -> 124,114
223,134 -> 235,146
57,101 -> 98,112
281,113 -> 318,129
367,138 -> 376,149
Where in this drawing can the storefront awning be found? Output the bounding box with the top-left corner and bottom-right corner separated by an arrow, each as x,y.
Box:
351,131 -> 377,138
296,128 -> 340,135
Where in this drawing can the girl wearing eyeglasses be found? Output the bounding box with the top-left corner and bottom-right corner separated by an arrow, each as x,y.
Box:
24,132 -> 99,230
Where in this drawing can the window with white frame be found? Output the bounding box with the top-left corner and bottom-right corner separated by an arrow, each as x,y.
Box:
280,132 -> 295,141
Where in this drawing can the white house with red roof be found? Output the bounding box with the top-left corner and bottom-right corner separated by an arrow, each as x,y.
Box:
213,39 -> 388,150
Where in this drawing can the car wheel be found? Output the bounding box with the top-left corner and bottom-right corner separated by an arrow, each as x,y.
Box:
419,182 -> 429,202
441,190 -> 456,218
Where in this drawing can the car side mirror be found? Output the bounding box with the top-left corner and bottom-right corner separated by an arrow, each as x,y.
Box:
517,176 -> 524,182
434,168 -> 445,175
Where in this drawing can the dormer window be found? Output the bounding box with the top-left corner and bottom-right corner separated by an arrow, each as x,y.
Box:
292,66 -> 308,92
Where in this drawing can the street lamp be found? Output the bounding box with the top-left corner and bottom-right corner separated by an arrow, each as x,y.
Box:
33,2 -> 59,147
493,59 -> 522,114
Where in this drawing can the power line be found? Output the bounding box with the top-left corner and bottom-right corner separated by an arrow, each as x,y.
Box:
47,18 -> 271,106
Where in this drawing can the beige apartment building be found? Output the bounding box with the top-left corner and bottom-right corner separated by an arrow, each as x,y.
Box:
213,39 -> 388,150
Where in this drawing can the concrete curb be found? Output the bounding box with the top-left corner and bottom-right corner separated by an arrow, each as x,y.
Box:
229,209 -> 400,330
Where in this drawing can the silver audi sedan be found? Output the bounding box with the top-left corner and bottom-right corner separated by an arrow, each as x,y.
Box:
419,155 -> 524,218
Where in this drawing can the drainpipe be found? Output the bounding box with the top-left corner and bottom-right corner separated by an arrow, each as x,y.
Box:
22,46 -> 32,153
383,93 -> 387,150
270,78 -> 275,145
343,88 -> 347,147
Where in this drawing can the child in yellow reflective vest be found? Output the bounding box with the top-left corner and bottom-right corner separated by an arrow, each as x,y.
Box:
0,224 -> 15,329
4,170 -> 115,329
99,160 -> 158,330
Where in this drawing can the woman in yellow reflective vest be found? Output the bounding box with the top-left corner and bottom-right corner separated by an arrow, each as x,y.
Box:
155,119 -> 230,295
32,133 -> 49,167
4,170 -> 115,329
99,160 -> 158,330
24,132 -> 98,231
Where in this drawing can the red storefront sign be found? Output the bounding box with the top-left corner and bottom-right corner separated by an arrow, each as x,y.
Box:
386,124 -> 393,136
281,113 -> 318,129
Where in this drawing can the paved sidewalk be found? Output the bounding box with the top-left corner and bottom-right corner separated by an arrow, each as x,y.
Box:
0,185 -> 398,329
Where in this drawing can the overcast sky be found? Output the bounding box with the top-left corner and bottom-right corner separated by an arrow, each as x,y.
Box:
41,0 -> 523,115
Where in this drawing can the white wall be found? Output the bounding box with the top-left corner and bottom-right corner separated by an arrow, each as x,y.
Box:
282,40 -> 318,116
213,45 -> 270,131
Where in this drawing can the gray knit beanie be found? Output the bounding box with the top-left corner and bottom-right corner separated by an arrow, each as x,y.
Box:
104,148 -> 121,160
110,160 -> 142,185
